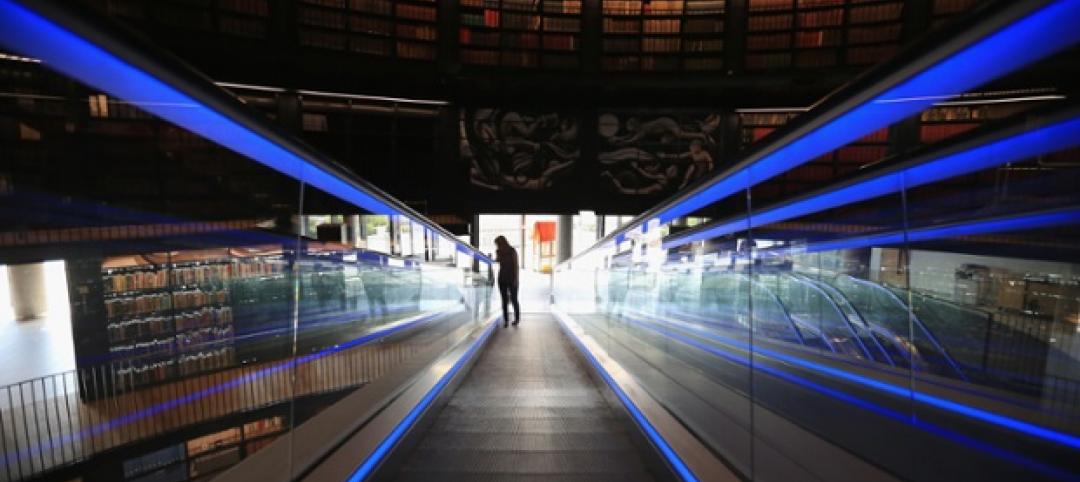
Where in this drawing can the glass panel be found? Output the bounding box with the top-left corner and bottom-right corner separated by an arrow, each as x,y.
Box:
555,15 -> 1080,480
0,9 -> 495,480
0,51 -> 303,479
553,214 -> 755,475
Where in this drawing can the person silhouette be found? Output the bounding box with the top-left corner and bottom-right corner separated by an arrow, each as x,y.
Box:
494,236 -> 521,327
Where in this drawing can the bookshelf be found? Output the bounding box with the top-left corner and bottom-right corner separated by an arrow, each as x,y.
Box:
738,110 -> 801,148
460,0 -> 582,69
930,0 -> 987,29
101,251 -> 237,390
745,0 -> 904,71
297,0 -> 438,60
69,246 -> 294,395
739,109 -> 888,195
919,104 -> 987,144
129,0 -> 272,40
601,1 -> 725,72
119,414 -> 287,481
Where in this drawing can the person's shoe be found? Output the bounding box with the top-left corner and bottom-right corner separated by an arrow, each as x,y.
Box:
503,321 -> 509,328
512,319 -> 519,326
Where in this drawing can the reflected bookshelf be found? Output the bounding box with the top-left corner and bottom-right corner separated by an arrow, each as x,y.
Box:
70,246 -> 291,396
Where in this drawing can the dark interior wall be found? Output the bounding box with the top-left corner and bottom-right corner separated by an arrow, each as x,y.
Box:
33,0 -> 1077,223
283,94 -> 741,216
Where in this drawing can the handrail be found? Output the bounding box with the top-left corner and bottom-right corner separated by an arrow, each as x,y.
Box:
841,275 -> 968,380
662,103 -> 1080,250
796,274 -> 895,366
783,274 -> 871,359
559,0 -> 1080,268
0,0 -> 491,265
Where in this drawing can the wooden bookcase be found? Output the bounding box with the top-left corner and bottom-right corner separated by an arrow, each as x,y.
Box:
296,0 -> 439,60
745,0 -> 905,71
930,0 -> 988,29
601,0 -> 726,72
459,0 -> 583,69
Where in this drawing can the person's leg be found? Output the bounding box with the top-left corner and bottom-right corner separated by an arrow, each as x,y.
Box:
510,282 -> 521,324
497,280 -> 510,327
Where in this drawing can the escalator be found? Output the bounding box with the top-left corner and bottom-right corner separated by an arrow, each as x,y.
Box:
648,266 -> 1064,398
374,314 -> 662,482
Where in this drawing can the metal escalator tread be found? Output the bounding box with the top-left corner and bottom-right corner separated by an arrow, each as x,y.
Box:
389,313 -> 657,482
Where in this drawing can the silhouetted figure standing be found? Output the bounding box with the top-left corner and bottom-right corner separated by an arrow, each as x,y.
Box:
494,236 -> 520,327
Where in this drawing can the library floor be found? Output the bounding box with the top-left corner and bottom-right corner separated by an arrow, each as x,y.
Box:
0,313 -> 76,388
0,261 -> 78,387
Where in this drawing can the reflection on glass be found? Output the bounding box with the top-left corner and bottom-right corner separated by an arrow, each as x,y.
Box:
0,29 -> 495,482
555,100 -> 1080,482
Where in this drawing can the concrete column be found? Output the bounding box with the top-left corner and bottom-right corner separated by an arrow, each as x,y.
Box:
290,215 -> 306,237
7,262 -> 49,322
347,215 -> 362,248
557,215 -> 573,263
520,215 -> 527,270
470,215 -> 481,273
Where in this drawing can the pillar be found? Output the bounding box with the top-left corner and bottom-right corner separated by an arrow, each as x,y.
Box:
557,214 -> 573,263
520,214 -> 527,269
470,215 -> 481,272
7,262 -> 49,321
347,214 -> 362,248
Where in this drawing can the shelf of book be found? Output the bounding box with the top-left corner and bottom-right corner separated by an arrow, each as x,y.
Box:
745,0 -> 903,71
116,0 -> 273,41
297,0 -> 438,60
69,245 -> 294,397
738,110 -> 802,148
930,0 -> 987,29
739,109 -> 888,194
98,252 -> 238,391
460,0 -> 582,69
919,104 -> 987,144
602,0 -> 725,72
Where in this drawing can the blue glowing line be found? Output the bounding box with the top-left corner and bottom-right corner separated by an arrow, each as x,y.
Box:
0,0 -> 488,261
798,207 -> 1080,254
653,0 -> 1080,226
2,309 -> 459,466
620,314 -> 1075,480
665,116 -> 1080,249
553,311 -> 700,482
346,318 -> 497,481
618,312 -> 1080,451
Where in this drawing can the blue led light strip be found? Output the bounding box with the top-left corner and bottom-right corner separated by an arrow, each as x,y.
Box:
0,0 -> 489,263
664,115 -> 1080,249
346,318 -> 498,481
552,310 -> 700,482
799,208 -> 1080,254
616,313 -> 1076,480
618,311 -> 1080,451
639,0 -> 1080,229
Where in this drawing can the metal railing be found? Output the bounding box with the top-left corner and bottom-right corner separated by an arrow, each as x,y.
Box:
0,316 -> 436,481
